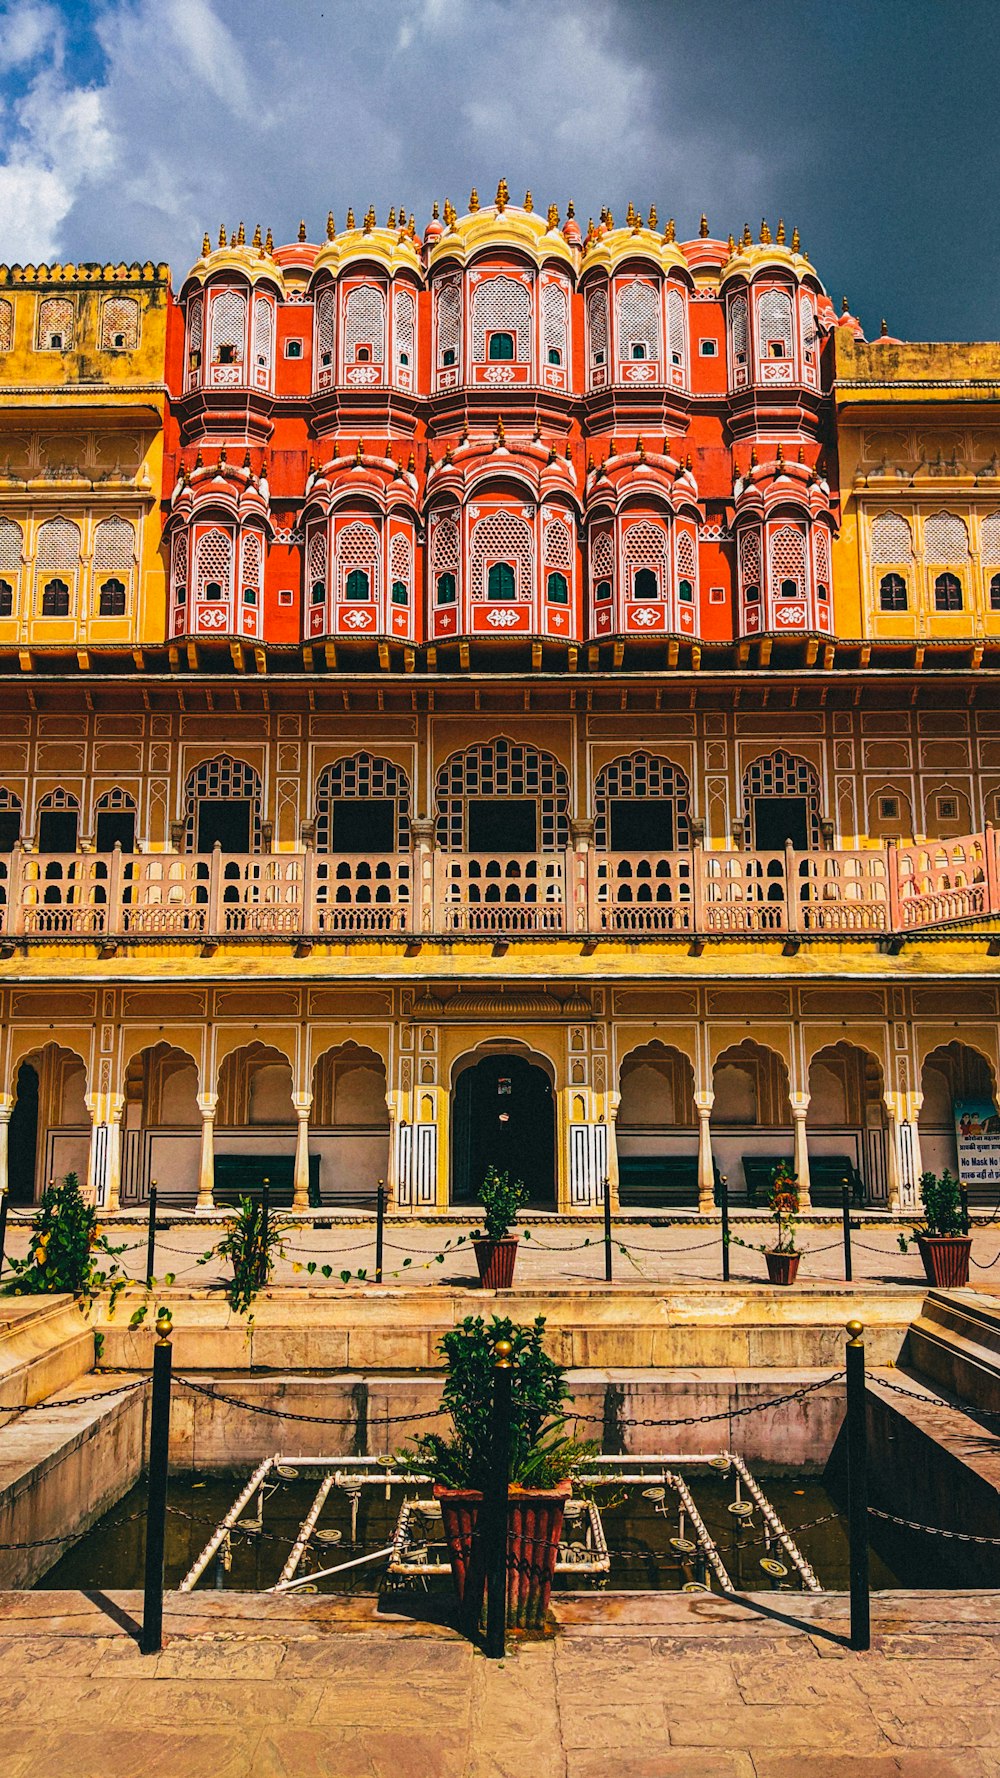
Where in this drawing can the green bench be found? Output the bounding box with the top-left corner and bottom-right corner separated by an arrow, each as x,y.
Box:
213,1154 -> 322,1208
617,1154 -> 716,1210
741,1153 -> 863,1208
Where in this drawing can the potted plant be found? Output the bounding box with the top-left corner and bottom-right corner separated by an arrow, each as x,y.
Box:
471,1167 -> 528,1288
903,1170 -> 972,1288
403,1314 -> 595,1632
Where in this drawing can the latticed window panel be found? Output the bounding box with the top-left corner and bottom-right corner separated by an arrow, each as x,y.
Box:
623,520 -> 669,593
0,518 -> 23,573
0,787 -> 21,815
666,288 -> 686,367
96,786 -> 137,814
981,513 -> 1000,563
209,290 -> 247,361
171,530 -> 189,593
799,293 -> 817,365
188,298 -> 203,355
389,531 -> 412,594
435,739 -> 570,851
542,281 -> 568,362
93,516 -> 135,574
676,529 -> 698,590
594,753 -> 692,849
240,531 -> 263,590
393,287 -> 415,362
36,517 -> 81,571
769,524 -> 807,597
307,527 -> 328,590
756,288 -> 793,358
0,298 -> 14,353
183,755 -> 262,852
436,279 -> 461,363
36,297 -> 75,350
738,527 -> 762,592
344,284 -> 385,362
314,753 -> 412,852
38,787 -> 80,814
471,275 -> 532,363
335,521 -> 380,599
615,280 -> 661,360
924,511 -> 969,562
252,298 -> 273,371
743,750 -> 821,848
543,516 -> 573,569
100,297 -> 140,351
587,288 -> 609,364
870,512 -> 912,565
195,528 -> 234,599
590,530 -> 614,590
813,526 -> 832,588
471,511 -> 533,601
316,288 -> 336,362
729,294 -> 749,364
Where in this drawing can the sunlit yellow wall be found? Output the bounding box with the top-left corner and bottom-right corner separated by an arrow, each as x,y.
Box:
0,263 -> 169,652
834,332 -> 1000,646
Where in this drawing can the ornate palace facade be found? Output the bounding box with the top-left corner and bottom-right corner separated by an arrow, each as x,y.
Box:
0,190 -> 996,1217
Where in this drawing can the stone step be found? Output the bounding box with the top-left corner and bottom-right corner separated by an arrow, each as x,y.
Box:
904,1288 -> 1000,1414
0,1297 -> 95,1426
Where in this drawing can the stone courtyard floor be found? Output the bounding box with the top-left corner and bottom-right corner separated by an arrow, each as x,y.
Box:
1,1588 -> 999,1777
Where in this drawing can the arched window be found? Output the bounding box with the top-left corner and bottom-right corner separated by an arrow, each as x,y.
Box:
0,788 -> 22,852
431,511 -> 460,603
195,528 -> 234,602
769,525 -> 807,600
171,531 -> 188,609
925,511 -> 969,564
542,281 -> 568,368
315,287 -> 336,370
756,288 -> 793,360
393,286 -> 415,376
615,280 -> 661,364
870,511 -> 913,566
587,287 -> 609,371
436,573 -> 456,605
471,512 -> 532,602
252,297 -> 273,375
314,753 -> 411,853
100,296 -> 140,351
543,514 -> 573,607
623,520 -> 669,601
335,521 -> 380,603
633,567 -> 658,600
591,529 -> 615,601
487,561 -> 516,601
345,568 -> 370,601
436,278 -> 461,369
743,750 -> 822,850
98,578 -> 126,616
209,289 -> 247,365
240,531 -> 263,605
307,528 -> 327,606
546,572 -> 568,605
0,297 -> 12,353
389,532 -> 411,606
676,530 -> 698,603
879,573 -> 908,612
991,573 -> 1000,612
344,285 -> 386,364
41,578 -> 70,616
738,528 -> 762,605
36,297 -> 75,351
488,332 -> 514,360
94,787 -> 137,853
472,276 -> 532,364
0,517 -> 22,613
37,787 -> 80,852
729,293 -> 749,371
186,296 -> 203,381
799,292 -> 817,377
0,581 -> 12,617
93,516 -> 134,613
36,517 -> 80,613
666,286 -> 686,371
435,738 -> 570,851
934,572 -> 963,612
183,755 -> 262,853
594,753 -> 691,851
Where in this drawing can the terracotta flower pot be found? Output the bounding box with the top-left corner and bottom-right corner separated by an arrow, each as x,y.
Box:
915,1233 -> 972,1288
764,1249 -> 801,1286
434,1480 -> 570,1630
473,1235 -> 519,1289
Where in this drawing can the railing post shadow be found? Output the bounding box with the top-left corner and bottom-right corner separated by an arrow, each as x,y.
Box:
0,1186 -> 8,1280
375,1179 -> 385,1282
140,1307 -> 173,1655
720,1174 -> 730,1282
845,1319 -> 871,1652
603,1173 -> 613,1283
484,1338 -> 513,1660
842,1181 -> 853,1283
145,1180 -> 158,1289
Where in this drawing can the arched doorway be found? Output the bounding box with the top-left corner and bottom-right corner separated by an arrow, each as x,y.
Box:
8,1061 -> 39,1204
8,1043 -> 89,1202
451,1051 -> 555,1207
616,1042 -> 698,1206
122,1042 -> 200,1205
711,1039 -> 792,1203
312,1043 -> 390,1205
920,1041 -> 998,1201
807,1042 -> 887,1205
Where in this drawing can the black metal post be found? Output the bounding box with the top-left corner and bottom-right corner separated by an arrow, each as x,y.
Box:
258,1177 -> 270,1288
375,1179 -> 385,1283
960,1187 -> 970,1236
845,1319 -> 870,1652
0,1187 -> 8,1280
842,1181 -> 853,1284
140,1307 -> 173,1655
145,1181 -> 158,1289
603,1174 -> 613,1283
720,1174 -> 730,1283
484,1338 -> 513,1660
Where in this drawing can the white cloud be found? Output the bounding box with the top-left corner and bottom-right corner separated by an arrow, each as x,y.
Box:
0,1 -> 63,74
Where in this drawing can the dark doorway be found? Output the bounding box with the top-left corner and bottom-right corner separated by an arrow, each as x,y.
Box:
752,797 -> 809,851
196,799 -> 252,853
38,808 -> 79,853
0,810 -> 21,852
96,809 -> 136,853
610,798 -> 675,851
8,1062 -> 39,1204
330,798 -> 395,853
451,1052 -> 556,1206
467,799 -> 536,853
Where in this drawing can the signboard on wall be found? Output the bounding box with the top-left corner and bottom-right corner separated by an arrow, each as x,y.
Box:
955,1099 -> 1000,1188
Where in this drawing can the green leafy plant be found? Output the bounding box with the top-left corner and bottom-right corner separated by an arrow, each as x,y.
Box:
471,1167 -> 528,1243
726,1162 -> 800,1258
4,1173 -> 128,1308
198,1195 -> 287,1314
899,1169 -> 967,1251
401,1314 -> 596,1490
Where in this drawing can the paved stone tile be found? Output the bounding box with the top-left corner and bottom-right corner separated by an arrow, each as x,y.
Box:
567,1756 -> 754,1778
753,1758 -> 986,1778
666,1700 -> 888,1752
730,1650 -> 869,1706
559,1699 -> 671,1751
874,1708 -> 1000,1750
0,1727 -> 260,1778
102,1677 -> 318,1724
148,1632 -> 288,1678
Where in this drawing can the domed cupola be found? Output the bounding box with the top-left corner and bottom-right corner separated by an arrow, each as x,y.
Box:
180,223 -> 285,405
165,446 -> 274,645
731,443 -> 835,641
721,220 -> 825,401
584,436 -> 704,650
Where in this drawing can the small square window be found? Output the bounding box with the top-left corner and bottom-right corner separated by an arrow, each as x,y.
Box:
768,341 -> 785,358
878,796 -> 900,820
277,588 -> 294,607
285,339 -> 304,359
936,796 -> 958,821
699,339 -> 718,357
709,585 -> 726,605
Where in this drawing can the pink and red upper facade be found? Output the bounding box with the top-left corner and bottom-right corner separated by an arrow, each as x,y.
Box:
161,195 -> 857,662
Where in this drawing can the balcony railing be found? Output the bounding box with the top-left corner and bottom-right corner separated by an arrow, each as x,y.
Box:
0,832 -> 997,945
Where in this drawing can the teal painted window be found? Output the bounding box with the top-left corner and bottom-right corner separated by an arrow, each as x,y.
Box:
547,571 -> 569,605
633,568 -> 658,600
436,572 -> 456,605
488,332 -> 514,361
345,569 -> 370,601
391,580 -> 408,606
678,578 -> 693,603
595,579 -> 612,602
487,561 -> 516,601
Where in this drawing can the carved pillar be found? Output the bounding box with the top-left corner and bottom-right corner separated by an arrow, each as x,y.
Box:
196,1093 -> 217,1212
292,1092 -> 312,1211
790,1093 -> 812,1210
694,1091 -> 716,1215
885,1092 -> 923,1213
0,1095 -> 13,1202
605,1091 -> 621,1214
85,1092 -> 125,1214
411,816 -> 435,936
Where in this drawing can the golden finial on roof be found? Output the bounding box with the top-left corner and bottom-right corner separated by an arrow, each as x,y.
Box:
308,455 -> 315,475
548,442 -> 557,462
636,434 -> 645,459
469,187 -> 479,212
407,450 -> 416,473
842,295 -> 849,313
606,208 -> 614,227
495,177 -> 509,211
524,190 -> 533,211
252,223 -> 262,248
881,317 -> 888,336
797,444 -> 804,461
229,229 -> 237,247
298,220 -> 307,242
759,219 -> 771,244
648,203 -> 658,229
776,218 -> 786,244
685,453 -> 693,472
265,228 -> 274,253
699,213 -> 709,238
750,446 -> 758,468
565,442 -> 572,461
237,221 -> 246,245
243,446 -> 252,467
346,207 -> 355,229
432,199 -> 440,219
633,213 -> 642,234
387,207 -> 396,228
364,205 -> 375,232
201,232 -> 211,257
460,420 -> 469,442
742,222 -> 752,247
408,213 -> 416,235
442,441 -> 453,464
534,419 -> 542,440
791,226 -> 801,252
586,217 -> 595,244
355,438 -> 364,464
587,451 -> 595,473
599,205 -> 608,223
567,197 -> 575,218
776,443 -> 784,467
398,198 -> 406,224
219,444 -> 227,466
727,233 -> 735,253
495,414 -> 506,443
665,217 -> 676,243
547,202 -> 559,228
195,448 -> 203,468
327,211 -> 335,240
218,223 -> 227,247
626,200 -> 636,226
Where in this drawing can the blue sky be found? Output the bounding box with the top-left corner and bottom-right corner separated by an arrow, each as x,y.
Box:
0,0 -> 996,342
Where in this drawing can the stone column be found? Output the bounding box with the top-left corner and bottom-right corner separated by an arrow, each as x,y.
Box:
605,1091 -> 621,1214
411,816 -> 435,936
196,1093 -> 217,1212
790,1093 -> 812,1210
85,1092 -> 125,1214
694,1092 -> 716,1214
292,1093 -> 312,1211
885,1092 -> 922,1213
0,1094 -> 13,1202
